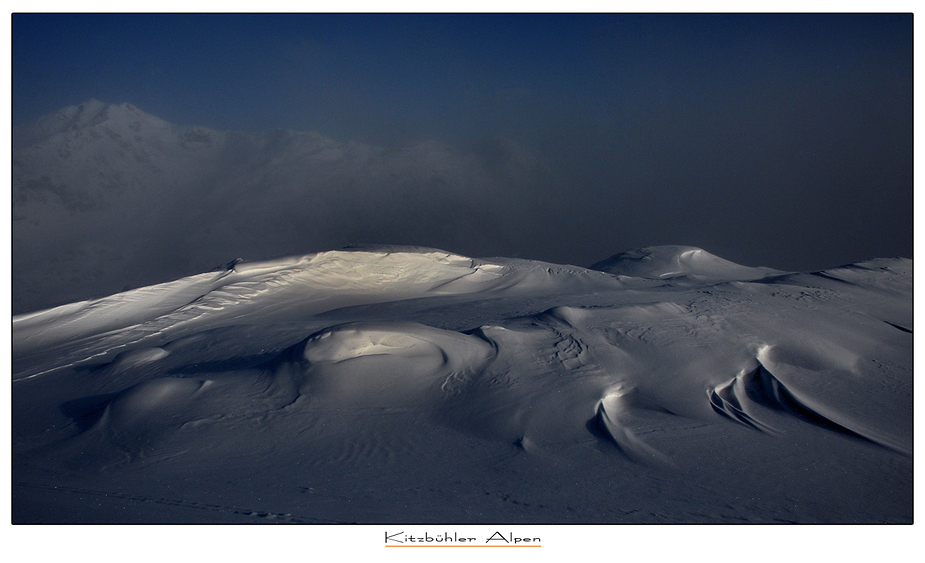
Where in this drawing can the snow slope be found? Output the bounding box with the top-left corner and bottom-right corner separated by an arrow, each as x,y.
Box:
11,245 -> 912,523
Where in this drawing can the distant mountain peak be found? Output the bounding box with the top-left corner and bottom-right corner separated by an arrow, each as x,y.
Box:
14,100 -> 170,146
590,245 -> 782,281
45,99 -> 114,130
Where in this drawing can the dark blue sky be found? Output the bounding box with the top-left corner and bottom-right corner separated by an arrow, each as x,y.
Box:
11,13 -> 914,272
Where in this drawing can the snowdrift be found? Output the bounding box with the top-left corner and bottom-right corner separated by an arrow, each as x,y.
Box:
12,245 -> 913,523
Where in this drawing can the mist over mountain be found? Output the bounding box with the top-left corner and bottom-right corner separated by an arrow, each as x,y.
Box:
13,97 -> 913,315
12,101 -> 547,314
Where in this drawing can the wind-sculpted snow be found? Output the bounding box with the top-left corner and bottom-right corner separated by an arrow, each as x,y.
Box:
12,246 -> 912,523
709,353 -> 910,455
12,248 -> 517,380
593,387 -> 674,467
300,322 -> 496,406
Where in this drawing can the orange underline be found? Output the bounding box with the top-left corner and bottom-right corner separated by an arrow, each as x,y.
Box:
385,545 -> 542,548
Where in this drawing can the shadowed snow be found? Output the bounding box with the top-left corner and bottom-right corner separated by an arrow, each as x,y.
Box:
12,245 -> 912,523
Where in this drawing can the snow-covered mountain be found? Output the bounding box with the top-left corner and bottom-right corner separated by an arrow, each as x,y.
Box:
12,101 -> 540,314
591,245 -> 784,281
12,245 -> 912,523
